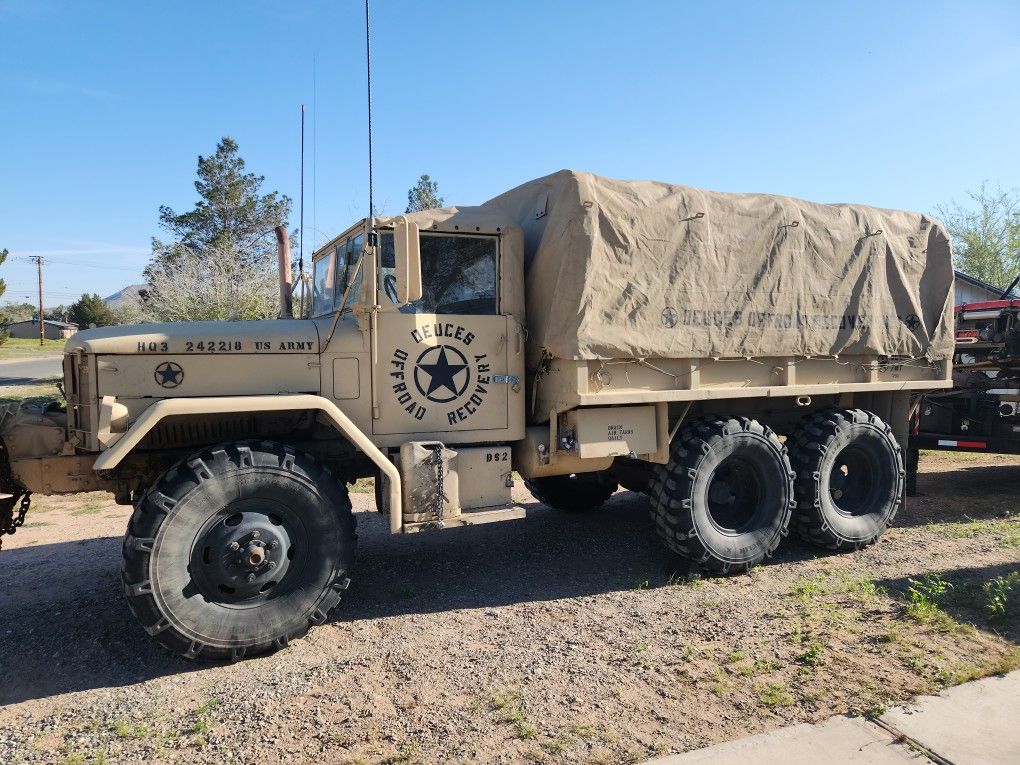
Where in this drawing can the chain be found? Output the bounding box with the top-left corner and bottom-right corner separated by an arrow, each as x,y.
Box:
0,492 -> 32,551
0,440 -> 31,552
428,444 -> 446,528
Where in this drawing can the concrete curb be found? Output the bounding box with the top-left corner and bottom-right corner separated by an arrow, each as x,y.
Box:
646,671 -> 1020,765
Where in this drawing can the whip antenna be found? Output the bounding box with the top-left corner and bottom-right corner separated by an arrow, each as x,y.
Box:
365,0 -> 374,227
299,103 -> 305,314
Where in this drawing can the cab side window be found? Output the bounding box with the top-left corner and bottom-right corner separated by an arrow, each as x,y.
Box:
379,232 -> 497,315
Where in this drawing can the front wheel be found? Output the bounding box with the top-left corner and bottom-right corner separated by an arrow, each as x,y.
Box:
122,441 -> 356,661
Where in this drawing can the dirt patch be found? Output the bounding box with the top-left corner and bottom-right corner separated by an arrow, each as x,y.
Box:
1,453 -> 1018,764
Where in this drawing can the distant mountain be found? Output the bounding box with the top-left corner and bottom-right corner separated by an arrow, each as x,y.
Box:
104,284 -> 146,308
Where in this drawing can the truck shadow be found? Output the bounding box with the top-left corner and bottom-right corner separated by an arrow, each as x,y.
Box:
340,491 -> 827,620
2,466 -> 1012,706
0,533 -> 207,707
0,491 -> 826,706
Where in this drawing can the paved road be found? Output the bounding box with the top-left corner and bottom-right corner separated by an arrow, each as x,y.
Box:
0,355 -> 62,385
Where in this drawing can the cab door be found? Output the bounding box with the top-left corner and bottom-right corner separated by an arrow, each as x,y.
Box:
373,232 -> 513,438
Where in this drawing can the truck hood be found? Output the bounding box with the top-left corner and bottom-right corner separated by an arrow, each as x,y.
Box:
64,320 -> 320,355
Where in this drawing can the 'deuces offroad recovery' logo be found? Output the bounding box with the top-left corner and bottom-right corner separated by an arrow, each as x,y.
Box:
389,323 -> 490,425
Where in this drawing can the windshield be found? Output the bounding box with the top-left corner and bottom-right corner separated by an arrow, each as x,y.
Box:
310,233 -> 364,317
379,232 -> 497,315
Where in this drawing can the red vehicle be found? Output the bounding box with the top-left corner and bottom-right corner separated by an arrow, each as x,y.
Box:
910,295 -> 1020,493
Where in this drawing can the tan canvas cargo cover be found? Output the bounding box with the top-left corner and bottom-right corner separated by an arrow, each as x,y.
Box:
479,170 -> 955,366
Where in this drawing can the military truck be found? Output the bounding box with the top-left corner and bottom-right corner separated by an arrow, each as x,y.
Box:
0,170 -> 955,660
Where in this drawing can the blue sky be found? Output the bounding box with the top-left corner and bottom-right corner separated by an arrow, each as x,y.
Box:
1,0 -> 1018,306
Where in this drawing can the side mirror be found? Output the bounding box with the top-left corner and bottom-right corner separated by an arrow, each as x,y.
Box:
393,216 -> 423,305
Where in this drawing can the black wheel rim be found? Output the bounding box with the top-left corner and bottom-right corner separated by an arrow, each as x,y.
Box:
706,456 -> 764,533
828,444 -> 880,517
190,498 -> 308,606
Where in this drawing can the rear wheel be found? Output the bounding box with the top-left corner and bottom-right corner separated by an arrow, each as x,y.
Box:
788,409 -> 903,550
650,416 -> 794,574
524,472 -> 617,512
122,441 -> 356,661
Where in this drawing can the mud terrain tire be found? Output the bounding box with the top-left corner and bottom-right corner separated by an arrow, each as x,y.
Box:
122,441 -> 356,661
788,409 -> 903,550
650,416 -> 794,575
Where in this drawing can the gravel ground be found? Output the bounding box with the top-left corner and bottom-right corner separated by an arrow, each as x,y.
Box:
1,452 -> 1018,765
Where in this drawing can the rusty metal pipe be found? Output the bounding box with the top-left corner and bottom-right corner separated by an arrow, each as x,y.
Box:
275,225 -> 294,319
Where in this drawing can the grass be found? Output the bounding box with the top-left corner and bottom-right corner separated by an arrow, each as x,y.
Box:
516,722 -> 538,740
938,648 -> 1020,687
734,658 -> 784,677
113,719 -> 149,740
905,573 -> 953,622
189,698 -> 221,738
0,376 -> 63,406
71,498 -> 105,516
756,683 -> 795,708
349,477 -> 375,494
983,572 -> 1019,618
928,518 -> 1020,549
919,448 -> 990,462
844,577 -> 887,600
381,747 -> 417,765
795,641 -> 825,667
0,337 -> 65,358
569,723 -> 596,740
790,576 -> 826,602
539,737 -> 567,754
490,688 -> 527,724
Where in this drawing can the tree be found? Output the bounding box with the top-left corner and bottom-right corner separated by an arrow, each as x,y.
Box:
3,302 -> 36,323
144,244 -> 279,322
936,183 -> 1020,291
152,137 -> 292,266
110,298 -> 148,325
0,249 -> 9,344
144,137 -> 292,320
45,305 -> 70,322
405,174 -> 444,213
68,293 -> 116,328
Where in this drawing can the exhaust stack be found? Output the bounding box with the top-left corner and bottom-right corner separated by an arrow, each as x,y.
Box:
275,225 -> 294,319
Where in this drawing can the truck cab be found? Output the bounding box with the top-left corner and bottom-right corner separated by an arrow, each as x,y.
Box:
309,214 -> 525,448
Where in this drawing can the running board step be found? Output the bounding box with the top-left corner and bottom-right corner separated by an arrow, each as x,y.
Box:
402,505 -> 526,534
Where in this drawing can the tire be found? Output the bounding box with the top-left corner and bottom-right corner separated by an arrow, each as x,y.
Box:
122,441 -> 356,661
524,472 -> 617,512
649,416 -> 795,575
787,409 -> 904,550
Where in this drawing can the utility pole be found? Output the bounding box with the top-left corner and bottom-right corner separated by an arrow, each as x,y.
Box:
31,256 -> 44,347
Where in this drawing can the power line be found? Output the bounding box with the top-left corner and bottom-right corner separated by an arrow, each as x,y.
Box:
18,256 -> 141,273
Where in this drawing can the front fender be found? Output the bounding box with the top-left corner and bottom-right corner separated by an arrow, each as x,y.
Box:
93,395 -> 402,532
